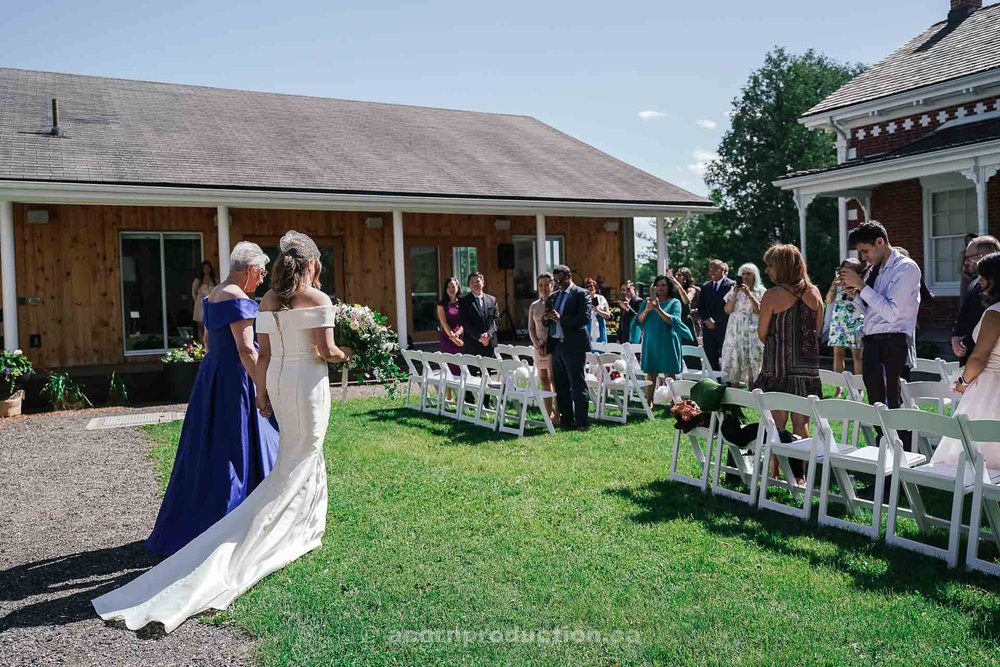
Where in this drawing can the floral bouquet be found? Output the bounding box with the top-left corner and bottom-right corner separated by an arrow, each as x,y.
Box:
0,349 -> 33,401
162,342 -> 206,364
330,303 -> 406,399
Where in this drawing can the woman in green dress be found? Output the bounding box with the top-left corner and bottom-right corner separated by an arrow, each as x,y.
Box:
633,274 -> 692,403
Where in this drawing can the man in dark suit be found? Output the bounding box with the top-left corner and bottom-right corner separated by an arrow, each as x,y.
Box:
951,236 -> 1000,365
544,264 -> 592,430
457,271 -> 499,358
699,259 -> 734,371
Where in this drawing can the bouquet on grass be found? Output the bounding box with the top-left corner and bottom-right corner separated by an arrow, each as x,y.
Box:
330,303 -> 407,399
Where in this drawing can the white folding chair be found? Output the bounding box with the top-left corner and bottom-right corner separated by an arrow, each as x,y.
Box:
938,359 -> 961,384
584,353 -> 607,419
436,353 -> 464,419
495,344 -> 517,361
498,360 -> 556,436
843,372 -> 867,404
710,387 -> 765,505
880,407 -> 974,567
818,370 -> 871,446
960,416 -> 1000,576
679,345 -> 725,383
602,342 -> 625,354
400,349 -> 424,410
813,398 -> 926,540
755,390 -> 823,521
900,379 -> 962,457
455,354 -> 486,423
419,353 -> 447,414
475,356 -> 509,430
911,357 -> 946,380
620,346 -> 655,420
589,352 -> 627,423
666,378 -> 716,492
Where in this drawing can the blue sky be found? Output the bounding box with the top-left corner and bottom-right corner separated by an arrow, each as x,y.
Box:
0,0 -> 973,246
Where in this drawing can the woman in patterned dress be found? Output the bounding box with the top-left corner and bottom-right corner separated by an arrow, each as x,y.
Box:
754,244 -> 824,444
720,263 -> 765,386
824,258 -> 865,395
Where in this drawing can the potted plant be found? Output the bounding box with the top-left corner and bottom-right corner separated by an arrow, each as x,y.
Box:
0,349 -> 33,417
162,342 -> 206,403
41,371 -> 93,411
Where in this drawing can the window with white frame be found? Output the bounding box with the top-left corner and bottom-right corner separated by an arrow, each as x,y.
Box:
925,186 -> 977,291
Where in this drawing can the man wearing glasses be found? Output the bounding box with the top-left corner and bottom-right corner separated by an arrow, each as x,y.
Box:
952,235 -> 1000,365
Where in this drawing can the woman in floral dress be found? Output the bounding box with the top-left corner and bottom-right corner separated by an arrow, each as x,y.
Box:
825,258 -> 864,395
720,263 -> 765,386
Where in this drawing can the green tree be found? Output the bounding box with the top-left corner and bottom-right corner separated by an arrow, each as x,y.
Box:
639,48 -> 865,290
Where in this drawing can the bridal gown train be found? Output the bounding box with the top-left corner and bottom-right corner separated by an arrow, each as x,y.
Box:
93,305 -> 335,633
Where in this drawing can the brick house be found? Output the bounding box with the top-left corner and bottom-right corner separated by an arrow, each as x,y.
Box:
777,0 -> 1000,334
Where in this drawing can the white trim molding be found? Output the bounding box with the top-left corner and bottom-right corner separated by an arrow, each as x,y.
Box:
922,182 -> 978,297
959,160 -> 1000,235
0,201 -> 17,351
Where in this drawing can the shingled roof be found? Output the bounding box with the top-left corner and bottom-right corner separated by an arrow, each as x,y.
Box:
805,2 -> 1000,118
0,68 -> 711,208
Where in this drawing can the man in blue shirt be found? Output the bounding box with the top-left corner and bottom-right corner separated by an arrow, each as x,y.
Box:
839,221 -> 922,410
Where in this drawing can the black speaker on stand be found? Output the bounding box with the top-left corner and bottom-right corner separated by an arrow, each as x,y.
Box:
496,243 -> 516,340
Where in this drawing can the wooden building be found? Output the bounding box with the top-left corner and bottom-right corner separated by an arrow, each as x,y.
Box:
0,68 -> 713,368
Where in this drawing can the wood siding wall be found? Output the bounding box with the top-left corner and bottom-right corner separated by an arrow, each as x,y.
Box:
7,204 -> 623,368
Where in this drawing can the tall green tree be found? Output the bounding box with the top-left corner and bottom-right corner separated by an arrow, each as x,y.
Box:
641,48 -> 865,289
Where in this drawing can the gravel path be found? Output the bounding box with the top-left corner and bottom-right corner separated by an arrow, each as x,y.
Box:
0,405 -> 256,667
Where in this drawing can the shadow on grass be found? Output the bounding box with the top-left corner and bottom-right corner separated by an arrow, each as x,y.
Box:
0,541 -> 161,634
360,406 -> 557,446
606,479 -> 1000,642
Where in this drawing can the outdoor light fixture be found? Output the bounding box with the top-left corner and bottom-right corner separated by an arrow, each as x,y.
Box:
603,221 -> 620,232
365,216 -> 384,229
494,218 -> 511,231
26,209 -> 50,224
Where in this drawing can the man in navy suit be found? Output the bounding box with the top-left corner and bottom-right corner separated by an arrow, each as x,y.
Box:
544,264 -> 592,430
458,272 -> 499,358
699,259 -> 734,372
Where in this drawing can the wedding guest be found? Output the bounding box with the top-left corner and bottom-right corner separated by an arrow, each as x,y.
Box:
545,265 -> 592,430
616,281 -> 644,344
436,276 -> 463,379
720,263 -> 765,386
840,221 -> 920,411
675,267 -> 701,339
754,243 -> 823,446
528,272 -> 559,422
635,274 -> 692,404
191,261 -> 217,344
700,259 -> 734,371
458,272 -> 499,359
146,243 -> 278,556
825,257 -> 865,393
584,277 -> 612,344
959,232 -> 978,307
952,236 -> 1000,366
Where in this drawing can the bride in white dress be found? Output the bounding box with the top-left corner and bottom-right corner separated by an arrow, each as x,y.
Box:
93,231 -> 352,633
932,251 -> 1000,468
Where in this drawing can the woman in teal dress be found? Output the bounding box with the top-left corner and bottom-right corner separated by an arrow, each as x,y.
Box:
632,274 -> 692,404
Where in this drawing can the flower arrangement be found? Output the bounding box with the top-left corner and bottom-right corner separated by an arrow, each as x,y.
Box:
0,349 -> 33,401
330,303 -> 407,398
162,342 -> 206,364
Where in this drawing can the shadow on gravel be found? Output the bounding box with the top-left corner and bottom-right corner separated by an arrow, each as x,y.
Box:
0,541 -> 160,633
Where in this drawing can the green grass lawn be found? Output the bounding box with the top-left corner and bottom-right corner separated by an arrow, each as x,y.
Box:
143,397 -> 1000,666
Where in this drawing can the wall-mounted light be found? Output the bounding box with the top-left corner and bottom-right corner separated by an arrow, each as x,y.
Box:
494,218 -> 511,231
365,216 -> 384,229
603,221 -> 620,232
26,209 -> 50,224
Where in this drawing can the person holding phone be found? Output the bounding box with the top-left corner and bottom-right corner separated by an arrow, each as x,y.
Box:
720,263 -> 765,386
616,281 -> 644,344
699,259 -> 735,371
825,258 -> 865,394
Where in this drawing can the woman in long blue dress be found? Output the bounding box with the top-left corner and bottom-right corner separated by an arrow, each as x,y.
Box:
146,242 -> 280,556
632,274 -> 692,404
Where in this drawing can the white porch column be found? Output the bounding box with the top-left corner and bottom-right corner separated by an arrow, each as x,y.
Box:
0,201 -> 17,352
216,205 -> 231,277
961,163 -> 999,235
392,210 -> 408,349
837,198 -> 848,260
655,215 -> 667,275
793,192 -> 816,264
535,214 -> 546,276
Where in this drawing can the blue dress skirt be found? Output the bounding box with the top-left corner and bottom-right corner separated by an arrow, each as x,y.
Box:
146,298 -> 280,556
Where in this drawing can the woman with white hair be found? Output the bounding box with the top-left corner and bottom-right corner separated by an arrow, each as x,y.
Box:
143,241 -> 279,556
720,262 -> 765,386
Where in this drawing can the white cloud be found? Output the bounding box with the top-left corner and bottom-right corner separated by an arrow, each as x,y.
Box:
687,148 -> 719,176
696,119 -> 717,130
638,110 -> 665,120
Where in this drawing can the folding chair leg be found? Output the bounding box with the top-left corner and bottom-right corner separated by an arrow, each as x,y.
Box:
947,470 -> 965,568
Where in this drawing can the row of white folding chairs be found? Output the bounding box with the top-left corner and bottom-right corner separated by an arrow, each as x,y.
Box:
399,349 -> 556,436
666,379 -> 1000,574
584,347 -> 654,423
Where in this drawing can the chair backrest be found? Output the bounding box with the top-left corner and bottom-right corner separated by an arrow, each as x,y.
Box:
400,348 -> 421,377
811,397 -> 882,445
957,415 -> 1000,469
843,373 -> 866,401
422,352 -> 446,377
819,369 -> 850,391
621,343 -> 642,370
497,359 -> 522,390
437,353 -> 461,377
603,342 -> 625,354
495,344 -> 517,360
755,390 -> 815,416
456,354 -> 483,378
900,379 -> 961,414
511,345 -> 535,363
720,387 -> 757,409
666,378 -> 696,401
478,355 -> 502,382
911,357 -> 944,378
877,406 -> 965,448
937,359 -> 960,383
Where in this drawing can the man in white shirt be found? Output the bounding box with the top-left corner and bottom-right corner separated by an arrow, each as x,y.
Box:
839,220 -> 921,409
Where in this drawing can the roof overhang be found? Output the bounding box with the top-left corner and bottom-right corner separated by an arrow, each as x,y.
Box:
773,137 -> 1000,198
0,180 -> 717,218
801,68 -> 1000,132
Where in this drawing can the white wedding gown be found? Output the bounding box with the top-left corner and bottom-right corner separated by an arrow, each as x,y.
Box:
93,305 -> 334,633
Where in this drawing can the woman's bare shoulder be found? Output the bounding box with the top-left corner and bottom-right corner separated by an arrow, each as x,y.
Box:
258,290 -> 282,312
208,283 -> 248,303
293,288 -> 333,308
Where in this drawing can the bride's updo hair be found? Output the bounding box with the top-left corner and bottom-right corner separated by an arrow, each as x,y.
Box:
271,230 -> 322,306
